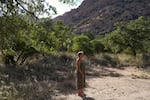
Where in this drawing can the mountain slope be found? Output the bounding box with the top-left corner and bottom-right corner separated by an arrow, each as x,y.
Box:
54,0 -> 150,34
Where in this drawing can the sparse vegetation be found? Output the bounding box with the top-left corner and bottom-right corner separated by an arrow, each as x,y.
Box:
0,53 -> 150,99
0,0 -> 150,99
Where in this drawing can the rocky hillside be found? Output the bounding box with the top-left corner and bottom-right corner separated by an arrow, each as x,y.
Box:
54,0 -> 150,35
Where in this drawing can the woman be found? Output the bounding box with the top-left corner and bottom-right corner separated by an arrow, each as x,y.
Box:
76,51 -> 86,98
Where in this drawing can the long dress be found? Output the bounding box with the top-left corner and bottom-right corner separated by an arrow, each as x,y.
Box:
76,60 -> 86,89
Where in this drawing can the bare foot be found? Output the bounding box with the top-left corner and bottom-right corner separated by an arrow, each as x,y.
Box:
78,92 -> 86,98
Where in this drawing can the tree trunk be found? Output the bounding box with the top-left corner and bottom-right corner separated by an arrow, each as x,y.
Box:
131,48 -> 136,57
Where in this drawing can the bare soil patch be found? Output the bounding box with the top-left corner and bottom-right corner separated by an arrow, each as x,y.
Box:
53,67 -> 150,100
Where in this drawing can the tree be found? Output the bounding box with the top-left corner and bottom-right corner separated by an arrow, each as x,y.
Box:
83,32 -> 95,40
0,14 -> 59,65
91,39 -> 105,53
102,30 -> 125,53
0,15 -> 35,65
103,16 -> 150,56
52,21 -> 73,51
0,0 -> 77,18
72,35 -> 93,55
0,0 -> 79,65
39,18 -> 53,32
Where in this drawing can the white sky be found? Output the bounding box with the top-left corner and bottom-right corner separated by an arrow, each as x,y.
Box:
47,0 -> 83,18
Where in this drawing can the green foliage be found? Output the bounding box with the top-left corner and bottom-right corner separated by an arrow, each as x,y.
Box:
0,0 -> 77,65
102,30 -> 124,53
83,32 -> 95,40
0,0 -> 56,18
39,18 -> 53,31
72,35 -> 93,55
59,0 -> 77,5
91,39 -> 105,53
0,15 -> 52,65
0,15 -> 37,65
103,16 -> 150,55
0,0 -> 76,18
39,19 -> 73,51
52,21 -> 73,51
0,14 -> 73,65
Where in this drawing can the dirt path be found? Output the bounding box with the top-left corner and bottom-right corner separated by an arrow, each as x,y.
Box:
53,67 -> 150,100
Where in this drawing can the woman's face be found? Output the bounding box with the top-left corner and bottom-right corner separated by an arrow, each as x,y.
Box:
80,53 -> 84,59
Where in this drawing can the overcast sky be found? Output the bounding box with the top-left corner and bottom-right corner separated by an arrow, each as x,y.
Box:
47,0 -> 83,18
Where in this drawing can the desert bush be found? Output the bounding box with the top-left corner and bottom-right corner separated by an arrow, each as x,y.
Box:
91,53 -> 119,67
91,39 -> 105,53
92,53 -> 150,68
72,35 -> 94,55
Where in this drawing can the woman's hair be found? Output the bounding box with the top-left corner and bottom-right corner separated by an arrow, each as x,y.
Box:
77,51 -> 84,57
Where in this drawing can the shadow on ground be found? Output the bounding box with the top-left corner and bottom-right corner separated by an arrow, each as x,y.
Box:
83,96 -> 95,100
86,66 -> 124,78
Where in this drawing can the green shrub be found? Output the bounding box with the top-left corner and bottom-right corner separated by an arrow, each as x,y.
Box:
91,39 -> 105,53
72,35 -> 94,55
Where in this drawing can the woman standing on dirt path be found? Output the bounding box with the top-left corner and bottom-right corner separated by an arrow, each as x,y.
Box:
76,51 -> 86,98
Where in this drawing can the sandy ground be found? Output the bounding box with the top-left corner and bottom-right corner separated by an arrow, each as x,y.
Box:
52,67 -> 150,100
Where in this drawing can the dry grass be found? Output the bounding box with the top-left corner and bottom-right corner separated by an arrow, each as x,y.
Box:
0,53 -> 150,99
0,53 -> 76,99
92,53 -> 150,68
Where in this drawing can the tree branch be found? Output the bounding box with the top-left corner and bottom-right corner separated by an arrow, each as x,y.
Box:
14,0 -> 39,20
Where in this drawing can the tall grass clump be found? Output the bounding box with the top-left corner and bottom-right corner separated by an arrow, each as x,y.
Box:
92,53 -> 150,68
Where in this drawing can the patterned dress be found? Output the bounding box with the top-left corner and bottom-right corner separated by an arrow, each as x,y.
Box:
76,60 -> 86,89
